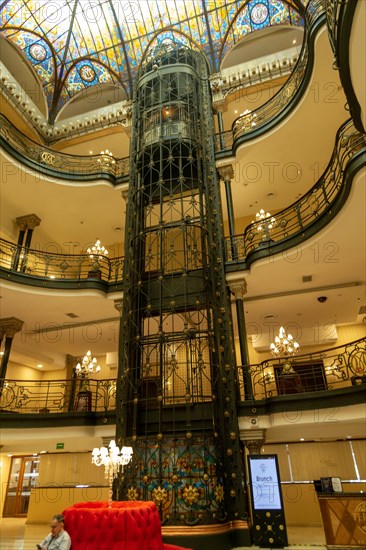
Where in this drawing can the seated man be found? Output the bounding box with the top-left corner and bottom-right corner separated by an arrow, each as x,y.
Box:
37,514 -> 71,550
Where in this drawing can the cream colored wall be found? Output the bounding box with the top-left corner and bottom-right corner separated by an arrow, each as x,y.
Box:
27,487 -> 110,523
6,356 -> 117,382
26,451 -> 109,523
337,324 -> 366,342
253,439 -> 366,526
38,452 -> 105,487
6,363 -> 42,380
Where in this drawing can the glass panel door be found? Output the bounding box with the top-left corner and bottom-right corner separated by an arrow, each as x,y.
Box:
2,455 -> 39,517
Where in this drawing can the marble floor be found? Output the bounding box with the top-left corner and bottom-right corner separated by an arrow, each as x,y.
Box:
0,518 -> 327,549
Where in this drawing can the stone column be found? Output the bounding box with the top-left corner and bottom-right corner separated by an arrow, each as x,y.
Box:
229,279 -> 253,399
16,214 -> 41,272
65,354 -> 79,411
218,164 -> 237,260
12,217 -> 27,270
0,317 -> 24,381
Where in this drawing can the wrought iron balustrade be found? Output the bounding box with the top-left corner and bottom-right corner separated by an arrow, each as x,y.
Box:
1,339 -> 364,415
0,238 -> 124,283
324,0 -> 340,65
0,113 -> 130,182
213,130 -> 234,153
232,0 -> 324,142
2,114 -> 364,284
225,118 -> 366,263
1,118 -> 364,283
0,378 -> 116,414
240,337 -> 366,401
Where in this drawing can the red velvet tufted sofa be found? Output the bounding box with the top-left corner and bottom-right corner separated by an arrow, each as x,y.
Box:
62,501 -> 192,550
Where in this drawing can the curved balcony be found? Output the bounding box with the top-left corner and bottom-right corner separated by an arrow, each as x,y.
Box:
0,113 -> 130,185
1,119 -> 365,288
1,338 -> 364,428
224,118 -> 366,268
240,336 -> 366,401
1,2 -> 324,173
215,0 -> 325,155
0,240 -> 124,291
325,0 -> 364,133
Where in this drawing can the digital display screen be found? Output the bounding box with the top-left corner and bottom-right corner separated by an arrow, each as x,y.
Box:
248,455 -> 283,510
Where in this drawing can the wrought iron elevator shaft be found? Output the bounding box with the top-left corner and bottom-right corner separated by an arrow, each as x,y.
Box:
116,42 -> 247,529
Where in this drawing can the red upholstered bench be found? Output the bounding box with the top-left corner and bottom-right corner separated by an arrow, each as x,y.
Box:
62,501 -> 192,550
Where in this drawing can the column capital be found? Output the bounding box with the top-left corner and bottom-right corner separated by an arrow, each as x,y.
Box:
16,213 -> 41,230
239,428 -> 267,455
0,317 -> 24,339
229,280 -> 247,301
114,299 -> 123,313
217,164 -> 234,181
209,73 -> 228,113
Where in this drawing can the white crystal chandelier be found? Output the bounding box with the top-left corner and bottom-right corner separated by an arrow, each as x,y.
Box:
92,440 -> 133,507
254,209 -> 276,232
270,326 -> 299,374
270,326 -> 299,357
75,350 -> 101,377
87,239 -> 108,258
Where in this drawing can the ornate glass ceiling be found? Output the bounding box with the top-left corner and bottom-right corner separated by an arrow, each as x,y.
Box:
0,0 -> 304,122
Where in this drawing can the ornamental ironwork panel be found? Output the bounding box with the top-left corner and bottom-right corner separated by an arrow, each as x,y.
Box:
116,40 -> 247,526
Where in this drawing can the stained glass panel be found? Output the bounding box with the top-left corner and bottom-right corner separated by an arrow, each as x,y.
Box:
0,0 -> 304,117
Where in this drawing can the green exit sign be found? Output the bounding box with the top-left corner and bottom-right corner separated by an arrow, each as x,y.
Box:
56,443 -> 64,450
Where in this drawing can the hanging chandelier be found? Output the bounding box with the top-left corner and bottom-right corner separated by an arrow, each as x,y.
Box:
254,209 -> 276,232
97,149 -> 116,165
92,440 -> 133,507
87,239 -> 108,258
270,326 -> 299,374
75,350 -> 101,378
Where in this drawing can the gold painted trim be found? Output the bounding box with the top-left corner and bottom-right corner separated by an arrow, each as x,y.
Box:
162,521 -> 249,537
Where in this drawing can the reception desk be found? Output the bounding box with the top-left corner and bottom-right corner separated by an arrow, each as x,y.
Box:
318,493 -> 366,548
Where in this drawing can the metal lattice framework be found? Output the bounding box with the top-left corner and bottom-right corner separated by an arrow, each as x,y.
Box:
115,40 -> 247,526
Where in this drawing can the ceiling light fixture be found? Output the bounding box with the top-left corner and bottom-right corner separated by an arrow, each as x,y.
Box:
75,350 -> 101,378
252,208 -> 276,242
97,149 -> 115,165
92,440 -> 133,508
270,326 -> 299,374
87,239 -> 108,258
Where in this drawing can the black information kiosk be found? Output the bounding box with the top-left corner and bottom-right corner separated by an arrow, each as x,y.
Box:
247,454 -> 288,548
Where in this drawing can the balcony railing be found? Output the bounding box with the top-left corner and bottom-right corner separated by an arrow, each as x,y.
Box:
230,0 -> 324,145
1,117 -> 364,284
225,118 -> 366,264
241,337 -> 366,401
0,239 -> 124,283
324,0 -> 364,135
0,113 -> 130,183
0,378 -> 116,414
1,339 -> 365,416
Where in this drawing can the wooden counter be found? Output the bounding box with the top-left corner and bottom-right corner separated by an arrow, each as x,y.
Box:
318,493 -> 366,548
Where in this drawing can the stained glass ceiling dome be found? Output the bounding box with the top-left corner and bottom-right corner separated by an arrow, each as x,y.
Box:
0,0 -> 305,123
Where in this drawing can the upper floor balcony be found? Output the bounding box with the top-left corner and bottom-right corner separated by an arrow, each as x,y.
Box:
1,338 -> 365,437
